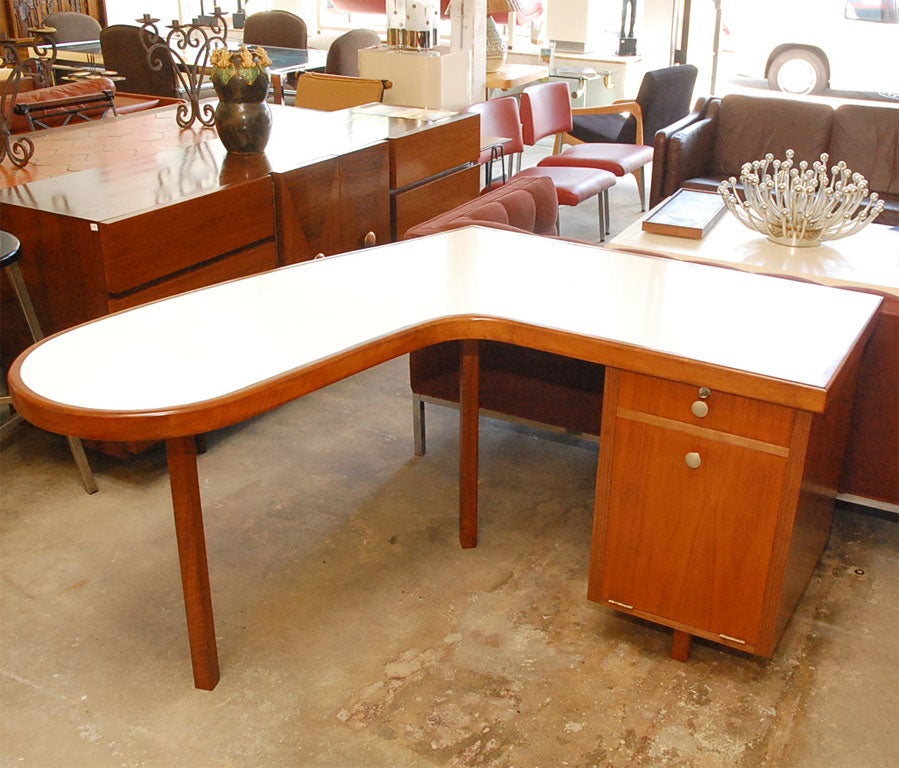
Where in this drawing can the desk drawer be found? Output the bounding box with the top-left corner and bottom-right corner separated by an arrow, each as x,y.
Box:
101,177 -> 275,294
617,370 -> 794,447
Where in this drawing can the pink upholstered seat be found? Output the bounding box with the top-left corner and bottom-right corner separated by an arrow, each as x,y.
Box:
521,80 -> 653,210
543,142 -> 654,177
470,94 -> 616,241
517,165 -> 615,210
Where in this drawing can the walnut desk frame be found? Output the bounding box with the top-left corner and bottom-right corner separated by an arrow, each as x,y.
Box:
8,228 -> 880,690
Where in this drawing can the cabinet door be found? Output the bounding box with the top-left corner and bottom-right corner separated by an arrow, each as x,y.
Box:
597,417 -> 788,648
274,145 -> 390,264
337,143 -> 391,253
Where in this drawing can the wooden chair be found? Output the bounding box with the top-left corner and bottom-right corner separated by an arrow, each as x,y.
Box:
293,72 -> 391,111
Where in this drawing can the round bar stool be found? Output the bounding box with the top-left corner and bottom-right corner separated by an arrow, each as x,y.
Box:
1,230 -> 98,494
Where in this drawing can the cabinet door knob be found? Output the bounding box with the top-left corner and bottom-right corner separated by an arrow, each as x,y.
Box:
685,452 -> 702,469
363,231 -> 377,248
691,400 -> 709,418
313,252 -> 326,260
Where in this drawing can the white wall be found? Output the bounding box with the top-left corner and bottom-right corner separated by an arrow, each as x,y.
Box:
104,0 -> 188,26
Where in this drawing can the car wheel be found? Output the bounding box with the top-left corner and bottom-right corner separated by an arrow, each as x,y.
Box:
767,49 -> 827,95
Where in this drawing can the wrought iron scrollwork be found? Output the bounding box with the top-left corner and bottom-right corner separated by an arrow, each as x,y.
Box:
137,9 -> 229,130
1,32 -> 57,168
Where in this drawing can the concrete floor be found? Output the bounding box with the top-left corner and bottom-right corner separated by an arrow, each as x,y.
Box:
2,170 -> 898,767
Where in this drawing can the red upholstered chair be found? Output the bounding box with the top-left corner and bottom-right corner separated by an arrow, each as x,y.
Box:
470,95 -> 616,241
521,79 -> 654,211
541,67 -> 698,211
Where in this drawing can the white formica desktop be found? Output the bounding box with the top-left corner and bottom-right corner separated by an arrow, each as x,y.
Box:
9,228 -> 881,689
609,212 -> 899,298
607,213 -> 899,510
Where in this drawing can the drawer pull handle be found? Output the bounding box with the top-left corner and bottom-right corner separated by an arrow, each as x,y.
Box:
691,400 -> 709,418
685,452 -> 702,469
363,231 -> 377,247
313,252 -> 326,260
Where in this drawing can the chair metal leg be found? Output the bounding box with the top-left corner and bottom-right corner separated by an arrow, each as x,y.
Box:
604,189 -> 612,235
66,435 -> 98,494
412,394 -> 426,456
4,260 -> 98,493
598,195 -> 606,242
5,261 -> 43,342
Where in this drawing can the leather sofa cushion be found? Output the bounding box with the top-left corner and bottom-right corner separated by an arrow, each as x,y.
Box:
830,104 -> 899,196
710,94 -> 834,178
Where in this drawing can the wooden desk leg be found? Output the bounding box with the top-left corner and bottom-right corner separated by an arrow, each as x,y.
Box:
671,629 -> 692,662
271,73 -> 284,105
166,436 -> 220,690
459,340 -> 480,549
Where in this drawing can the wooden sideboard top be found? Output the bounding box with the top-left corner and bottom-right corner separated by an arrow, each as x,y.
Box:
0,103 -> 478,215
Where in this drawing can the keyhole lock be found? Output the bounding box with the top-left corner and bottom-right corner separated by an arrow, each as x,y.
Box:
692,386 -> 711,418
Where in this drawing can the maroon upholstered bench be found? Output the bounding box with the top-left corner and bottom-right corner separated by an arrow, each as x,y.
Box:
10,77 -> 117,132
404,175 -> 605,454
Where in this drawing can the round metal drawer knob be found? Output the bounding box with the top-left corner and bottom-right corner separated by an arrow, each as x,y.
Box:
363,231 -> 377,247
685,452 -> 702,469
691,400 -> 709,418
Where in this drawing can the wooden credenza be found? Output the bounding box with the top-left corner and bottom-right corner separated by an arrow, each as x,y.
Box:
0,104 -> 479,371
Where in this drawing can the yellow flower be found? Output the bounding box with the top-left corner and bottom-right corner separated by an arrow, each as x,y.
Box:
210,45 -> 271,71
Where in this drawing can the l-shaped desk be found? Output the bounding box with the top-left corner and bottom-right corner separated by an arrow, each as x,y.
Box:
9,228 -> 881,689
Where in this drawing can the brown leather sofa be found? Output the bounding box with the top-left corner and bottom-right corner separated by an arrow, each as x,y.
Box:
404,176 -> 605,453
649,94 -> 899,226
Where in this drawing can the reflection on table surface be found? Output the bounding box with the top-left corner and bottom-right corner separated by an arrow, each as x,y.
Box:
47,40 -> 328,104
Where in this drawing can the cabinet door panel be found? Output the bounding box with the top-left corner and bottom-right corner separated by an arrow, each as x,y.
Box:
599,417 -> 787,646
337,143 -> 390,253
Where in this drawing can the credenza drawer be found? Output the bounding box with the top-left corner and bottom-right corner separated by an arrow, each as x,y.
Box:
616,370 -> 795,447
389,114 -> 479,190
108,241 -> 278,312
392,165 -> 480,240
101,177 -> 275,294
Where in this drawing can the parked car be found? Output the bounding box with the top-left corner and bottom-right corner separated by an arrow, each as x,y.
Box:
726,0 -> 899,96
